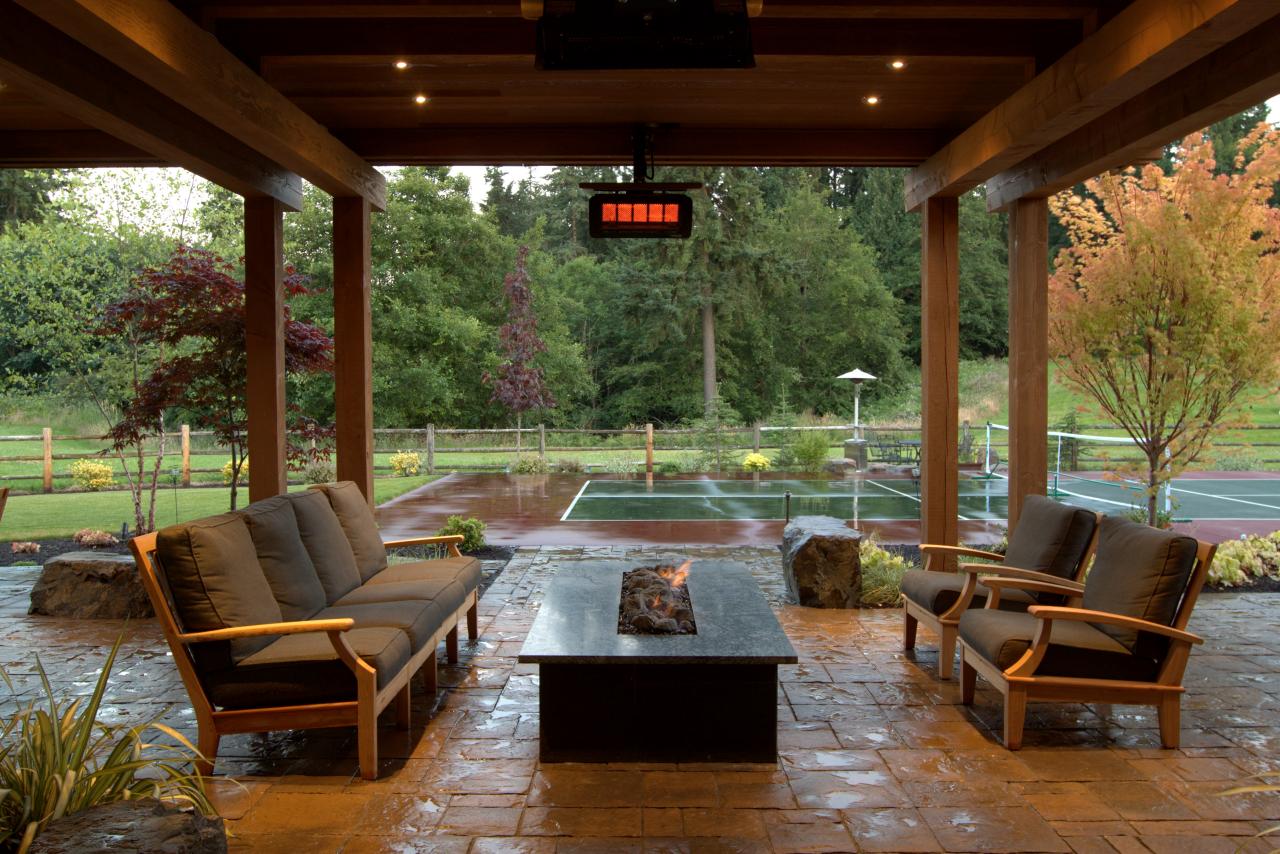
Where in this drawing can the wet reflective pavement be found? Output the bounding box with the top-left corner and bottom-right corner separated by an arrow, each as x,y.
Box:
1,547 -> 1277,853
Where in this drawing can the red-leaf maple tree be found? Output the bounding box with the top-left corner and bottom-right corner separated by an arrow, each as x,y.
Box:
1049,125 -> 1280,524
483,245 -> 555,454
100,245 -> 334,517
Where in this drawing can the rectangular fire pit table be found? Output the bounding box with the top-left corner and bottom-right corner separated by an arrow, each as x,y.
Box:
518,560 -> 798,763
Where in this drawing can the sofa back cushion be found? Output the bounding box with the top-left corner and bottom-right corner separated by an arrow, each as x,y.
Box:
239,495 -> 327,621
155,513 -> 282,670
285,490 -> 362,603
1082,515 -> 1199,654
1003,495 -> 1098,583
313,482 -> 388,582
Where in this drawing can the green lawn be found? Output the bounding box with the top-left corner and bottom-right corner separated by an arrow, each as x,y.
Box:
0,475 -> 439,541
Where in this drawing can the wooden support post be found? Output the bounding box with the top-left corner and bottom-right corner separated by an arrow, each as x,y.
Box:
645,423 -> 655,474
920,196 -> 959,566
1007,198 -> 1049,531
538,423 -> 546,461
752,422 -> 761,453
426,424 -> 435,474
333,196 -> 375,507
42,427 -> 52,493
244,197 -> 288,502
181,424 -> 191,487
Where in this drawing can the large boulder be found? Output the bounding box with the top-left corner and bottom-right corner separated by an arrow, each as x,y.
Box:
29,799 -> 226,854
29,552 -> 153,619
782,515 -> 862,608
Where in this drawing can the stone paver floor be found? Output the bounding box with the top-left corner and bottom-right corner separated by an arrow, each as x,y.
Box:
2,545 -> 1278,852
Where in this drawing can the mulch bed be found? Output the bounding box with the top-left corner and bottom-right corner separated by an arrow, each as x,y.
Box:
0,539 -> 129,566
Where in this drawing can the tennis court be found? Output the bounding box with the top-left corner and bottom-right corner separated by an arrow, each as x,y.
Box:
560,474 -> 1280,523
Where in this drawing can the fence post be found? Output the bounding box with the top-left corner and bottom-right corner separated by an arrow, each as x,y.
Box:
538,423 -> 546,461
181,424 -> 191,486
752,422 -> 761,453
645,423 -> 654,474
426,424 -> 435,474
42,427 -> 53,493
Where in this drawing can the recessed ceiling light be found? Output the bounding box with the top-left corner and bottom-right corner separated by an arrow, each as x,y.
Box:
414,93 -> 428,105
862,94 -> 880,106
394,60 -> 409,70
889,59 -> 906,70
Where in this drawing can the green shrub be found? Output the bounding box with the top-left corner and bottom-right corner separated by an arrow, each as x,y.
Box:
1209,532 -> 1280,587
1214,447 -> 1265,472
389,450 -> 421,477
0,637 -> 212,852
302,461 -> 335,484
859,537 -> 916,607
552,458 -> 585,473
602,456 -> 637,477
69,459 -> 115,491
512,456 -> 550,475
790,431 -> 831,472
1123,503 -> 1176,530
437,515 -> 487,553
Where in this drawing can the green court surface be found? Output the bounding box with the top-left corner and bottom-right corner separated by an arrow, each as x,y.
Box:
560,476 -> 1280,523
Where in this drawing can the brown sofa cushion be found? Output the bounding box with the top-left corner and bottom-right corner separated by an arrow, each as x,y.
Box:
1082,516 -> 1199,655
239,495 -> 326,621
204,627 -> 409,710
335,577 -> 461,608
1002,495 -> 1098,584
155,513 -> 282,669
285,490 -> 362,603
959,608 -> 1159,682
317,600 -> 446,651
900,569 -> 1035,615
370,556 -> 481,592
313,482 -> 387,582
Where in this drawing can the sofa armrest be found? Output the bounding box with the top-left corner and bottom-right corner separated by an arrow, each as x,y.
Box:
382,534 -> 464,557
1027,606 -> 1203,645
176,618 -> 356,645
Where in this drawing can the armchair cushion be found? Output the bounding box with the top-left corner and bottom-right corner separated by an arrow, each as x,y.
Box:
155,513 -> 283,669
1002,495 -> 1099,583
285,491 -> 362,603
900,569 -> 1035,615
239,495 -> 326,621
959,608 -> 1160,682
1082,516 -> 1198,654
313,482 -> 388,582
204,626 -> 410,710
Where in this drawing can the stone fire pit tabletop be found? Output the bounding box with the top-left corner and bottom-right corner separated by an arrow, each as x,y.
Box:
519,559 -> 798,665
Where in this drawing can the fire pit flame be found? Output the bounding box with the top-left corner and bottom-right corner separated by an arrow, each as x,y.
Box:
618,560 -> 697,635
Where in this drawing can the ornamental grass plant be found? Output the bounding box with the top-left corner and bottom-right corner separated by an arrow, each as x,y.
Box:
0,637 -> 213,853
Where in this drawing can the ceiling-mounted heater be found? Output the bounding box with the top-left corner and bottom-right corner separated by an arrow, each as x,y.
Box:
532,0 -> 756,70
582,127 -> 701,239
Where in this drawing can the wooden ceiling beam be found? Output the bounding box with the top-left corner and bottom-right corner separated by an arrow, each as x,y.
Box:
0,2 -> 301,207
18,0 -> 386,209
335,126 -> 946,167
0,129 -> 165,166
903,0 -> 1279,211
985,13 -> 1280,211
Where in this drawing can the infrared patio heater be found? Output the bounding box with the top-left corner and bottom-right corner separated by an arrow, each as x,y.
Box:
524,0 -> 760,239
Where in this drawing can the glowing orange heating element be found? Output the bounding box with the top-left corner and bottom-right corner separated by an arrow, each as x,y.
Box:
602,203 -> 617,222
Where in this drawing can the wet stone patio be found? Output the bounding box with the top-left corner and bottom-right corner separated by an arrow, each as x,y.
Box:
1,546 -> 1278,853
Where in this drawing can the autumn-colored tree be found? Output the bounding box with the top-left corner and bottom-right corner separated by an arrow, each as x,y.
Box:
102,246 -> 334,513
484,245 -> 554,455
1049,125 -> 1280,524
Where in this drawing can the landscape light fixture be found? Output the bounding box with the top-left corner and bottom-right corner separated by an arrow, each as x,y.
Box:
581,127 -> 701,239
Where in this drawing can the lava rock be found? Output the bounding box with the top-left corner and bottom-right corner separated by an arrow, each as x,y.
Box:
782,515 -> 862,608
29,551 -> 153,619
29,798 -> 226,854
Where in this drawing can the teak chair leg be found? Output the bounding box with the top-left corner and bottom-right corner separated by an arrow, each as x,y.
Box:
960,652 -> 976,706
467,601 -> 478,641
357,685 -> 378,781
1158,696 -> 1181,749
1003,687 -> 1027,750
903,611 -> 918,651
446,625 -> 460,664
395,684 -> 412,730
196,727 -> 219,778
938,626 -> 957,680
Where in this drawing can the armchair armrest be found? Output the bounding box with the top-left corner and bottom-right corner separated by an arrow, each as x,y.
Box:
176,618 -> 356,645
382,534 -> 464,557
938,565 -> 1082,622
980,577 -> 1083,611
920,543 -> 1005,563
959,563 -> 1085,591
1027,606 -> 1203,646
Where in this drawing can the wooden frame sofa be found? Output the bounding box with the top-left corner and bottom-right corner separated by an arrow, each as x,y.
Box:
958,514 -> 1216,750
129,481 -> 481,780
902,495 -> 1101,678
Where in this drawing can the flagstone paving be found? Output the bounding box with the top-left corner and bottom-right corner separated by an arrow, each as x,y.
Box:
1,545 -> 1278,852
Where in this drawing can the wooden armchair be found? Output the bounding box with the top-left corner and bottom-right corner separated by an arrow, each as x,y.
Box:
901,495 -> 1100,678
958,515 -> 1216,750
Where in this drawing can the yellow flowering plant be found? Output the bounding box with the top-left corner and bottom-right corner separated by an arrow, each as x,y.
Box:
742,452 -> 771,472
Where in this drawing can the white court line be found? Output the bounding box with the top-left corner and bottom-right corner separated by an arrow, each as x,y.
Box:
559,479 -> 592,522
865,478 -> 972,520
1170,485 -> 1280,512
